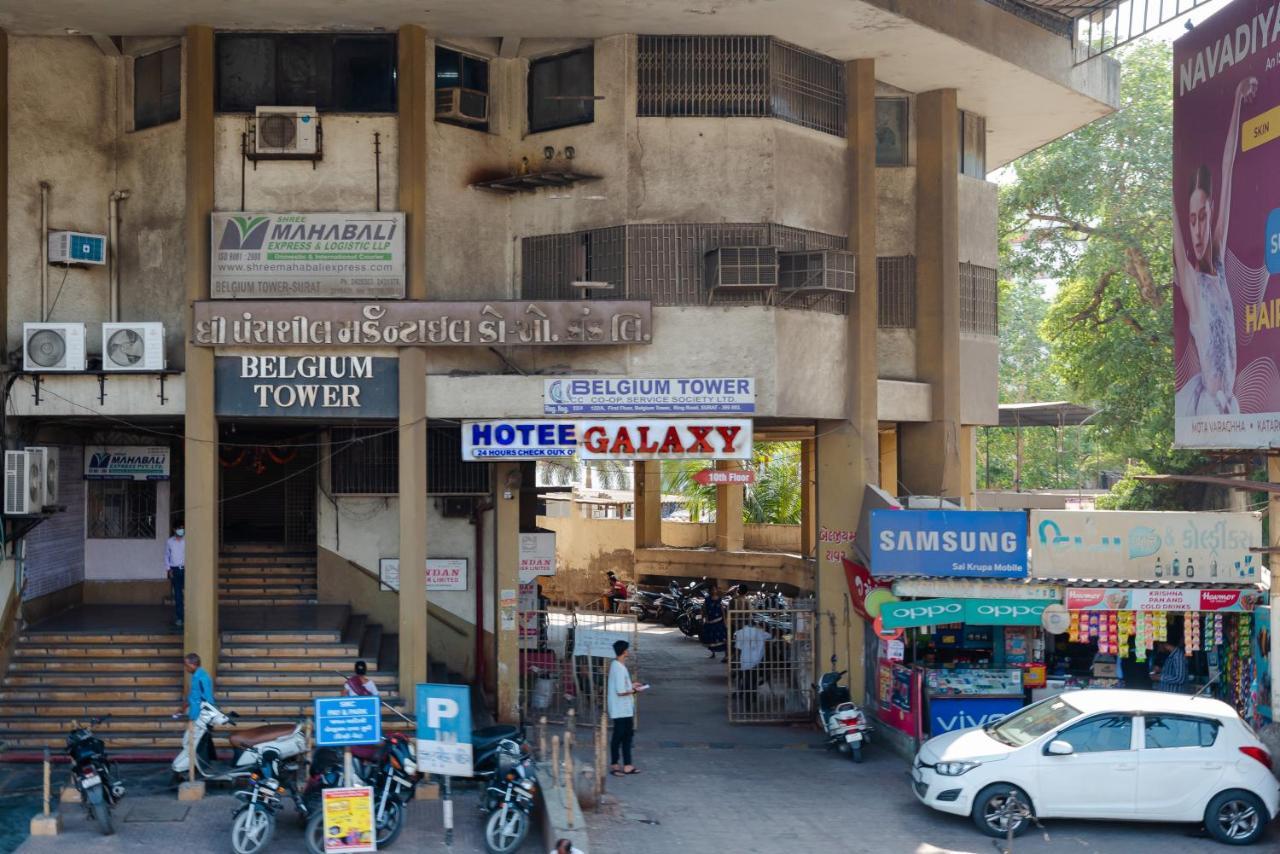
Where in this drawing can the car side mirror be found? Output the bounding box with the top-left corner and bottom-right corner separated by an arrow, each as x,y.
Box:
1046,739 -> 1074,756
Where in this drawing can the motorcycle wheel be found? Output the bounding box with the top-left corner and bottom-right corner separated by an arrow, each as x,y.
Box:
375,797 -> 405,847
484,805 -> 529,854
304,811 -> 325,854
231,806 -> 275,854
660,610 -> 677,627
849,745 -> 864,763
86,786 -> 114,836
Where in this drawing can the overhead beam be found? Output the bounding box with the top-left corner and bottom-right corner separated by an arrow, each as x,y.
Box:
1134,474 -> 1280,494
499,36 -> 522,59
90,34 -> 121,56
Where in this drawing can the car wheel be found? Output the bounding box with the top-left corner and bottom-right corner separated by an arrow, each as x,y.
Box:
1204,790 -> 1268,846
971,784 -> 1033,839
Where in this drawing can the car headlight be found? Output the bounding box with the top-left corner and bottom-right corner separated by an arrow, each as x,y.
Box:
934,761 -> 981,776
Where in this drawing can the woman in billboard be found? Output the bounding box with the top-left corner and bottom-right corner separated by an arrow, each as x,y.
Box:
1173,76 -> 1257,417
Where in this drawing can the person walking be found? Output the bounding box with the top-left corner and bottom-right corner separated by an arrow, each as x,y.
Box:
1151,640 -> 1190,693
174,653 -> 214,721
608,639 -> 642,777
700,585 -> 727,661
342,660 -> 379,697
165,525 -> 186,627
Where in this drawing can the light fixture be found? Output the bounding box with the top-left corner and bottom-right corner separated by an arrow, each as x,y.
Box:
564,146 -> 576,160
543,146 -> 556,160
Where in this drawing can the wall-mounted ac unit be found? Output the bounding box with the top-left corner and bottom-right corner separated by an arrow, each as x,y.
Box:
23,322 -> 87,372
102,322 -> 165,371
254,106 -> 319,155
49,231 -> 107,265
40,447 -> 60,508
4,448 -> 46,516
436,87 -> 488,124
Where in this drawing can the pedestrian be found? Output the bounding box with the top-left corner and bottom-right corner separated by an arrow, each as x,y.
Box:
165,524 -> 186,627
608,639 -> 642,777
700,585 -> 727,661
550,840 -> 584,854
1150,640 -> 1189,693
342,660 -> 379,697
173,653 -> 213,721
605,571 -> 628,613
731,582 -> 752,614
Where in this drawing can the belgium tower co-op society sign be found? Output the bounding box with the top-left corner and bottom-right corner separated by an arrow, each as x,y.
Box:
869,510 -> 1028,578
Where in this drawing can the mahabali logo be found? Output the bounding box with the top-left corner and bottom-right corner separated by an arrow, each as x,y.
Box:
218,215 -> 271,251
90,452 -> 164,469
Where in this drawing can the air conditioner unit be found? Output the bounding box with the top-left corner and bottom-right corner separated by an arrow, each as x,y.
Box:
23,322 -> 87,372
102,322 -> 165,371
436,87 -> 488,124
49,231 -> 107,265
40,447 -> 60,508
4,448 -> 45,516
254,106 -> 319,155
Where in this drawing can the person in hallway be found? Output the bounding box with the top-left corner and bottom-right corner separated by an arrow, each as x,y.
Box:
608,639 -> 642,776
605,571 -> 628,613
700,585 -> 727,661
1150,640 -> 1189,693
165,524 -> 186,627
343,660 -> 379,697
174,653 -> 213,720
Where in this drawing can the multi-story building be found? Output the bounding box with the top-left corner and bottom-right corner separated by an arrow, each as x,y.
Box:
0,0 -> 1119,746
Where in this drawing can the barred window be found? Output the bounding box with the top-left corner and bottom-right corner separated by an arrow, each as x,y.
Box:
528,48 -> 594,133
330,426 -> 491,496
877,256 -> 916,328
637,36 -> 844,136
87,481 -> 157,539
960,262 -> 998,335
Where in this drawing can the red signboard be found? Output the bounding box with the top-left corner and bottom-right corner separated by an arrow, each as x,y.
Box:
693,468 -> 756,486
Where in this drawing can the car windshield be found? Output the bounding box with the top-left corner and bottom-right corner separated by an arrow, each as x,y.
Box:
986,697 -> 1082,747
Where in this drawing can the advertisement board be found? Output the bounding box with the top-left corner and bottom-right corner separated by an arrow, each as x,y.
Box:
1173,1 -> 1280,447
518,533 -> 556,583
215,356 -> 398,419
461,419 -> 753,461
1064,587 -> 1265,612
314,697 -> 381,747
378,558 -> 468,593
880,598 -> 1056,629
83,446 -> 170,480
212,211 -> 406,299
543,377 -> 755,414
1030,510 -> 1261,582
869,510 -> 1028,578
320,787 -> 376,853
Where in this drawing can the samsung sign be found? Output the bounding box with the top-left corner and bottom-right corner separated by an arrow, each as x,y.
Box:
870,510 -> 1028,578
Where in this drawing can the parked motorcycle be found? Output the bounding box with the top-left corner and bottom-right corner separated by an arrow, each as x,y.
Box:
303,732 -> 419,854
170,700 -> 307,784
480,739 -> 539,854
814,669 -> 872,763
230,748 -> 289,854
627,587 -> 664,622
66,716 -> 123,835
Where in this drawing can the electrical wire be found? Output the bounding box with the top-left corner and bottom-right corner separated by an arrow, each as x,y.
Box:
43,266 -> 71,322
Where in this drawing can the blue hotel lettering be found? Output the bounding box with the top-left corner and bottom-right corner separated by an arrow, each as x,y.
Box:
470,422 -> 576,447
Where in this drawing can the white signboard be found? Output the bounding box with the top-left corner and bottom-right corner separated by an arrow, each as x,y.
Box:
211,211 -> 406,299
461,419 -> 753,461
1030,510 -> 1261,583
573,626 -> 633,658
890,579 -> 1063,601
544,377 -> 755,415
379,558 -> 469,593
518,533 -> 556,583
84,446 -> 170,481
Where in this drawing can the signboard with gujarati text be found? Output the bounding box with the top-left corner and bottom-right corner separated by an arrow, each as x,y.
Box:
314,696 -> 381,747
870,510 -> 1028,578
84,446 -> 170,481
215,356 -> 397,419
544,377 -> 755,414
415,683 -> 473,777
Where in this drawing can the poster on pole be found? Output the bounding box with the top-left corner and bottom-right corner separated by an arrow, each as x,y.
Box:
320,787 -> 376,853
1173,0 -> 1280,448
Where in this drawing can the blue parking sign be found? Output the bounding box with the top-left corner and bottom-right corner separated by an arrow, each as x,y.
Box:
415,684 -> 472,777
314,696 -> 382,747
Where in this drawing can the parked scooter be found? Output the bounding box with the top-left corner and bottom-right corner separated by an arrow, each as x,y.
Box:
171,700 -> 307,784
66,716 -> 124,835
814,668 -> 872,763
479,739 -> 539,854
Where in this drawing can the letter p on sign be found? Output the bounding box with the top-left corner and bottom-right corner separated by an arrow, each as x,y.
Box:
427,698 -> 459,729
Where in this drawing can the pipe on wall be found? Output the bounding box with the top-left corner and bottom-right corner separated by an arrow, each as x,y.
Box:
472,499 -> 494,689
107,190 -> 130,322
39,182 -> 50,321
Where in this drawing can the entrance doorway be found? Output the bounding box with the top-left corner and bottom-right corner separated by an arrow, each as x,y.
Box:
219,433 -> 317,548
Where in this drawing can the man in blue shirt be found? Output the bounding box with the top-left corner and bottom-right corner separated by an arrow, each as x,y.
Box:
1151,641 -> 1189,693
176,653 -> 214,720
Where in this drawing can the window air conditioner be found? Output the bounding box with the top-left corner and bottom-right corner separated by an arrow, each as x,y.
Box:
4,448 -> 46,516
254,106 -> 319,155
23,322 -> 87,372
48,231 -> 107,265
102,322 -> 166,371
436,87 -> 488,124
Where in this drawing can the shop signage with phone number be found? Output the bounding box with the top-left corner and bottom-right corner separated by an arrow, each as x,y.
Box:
1064,587 -> 1264,613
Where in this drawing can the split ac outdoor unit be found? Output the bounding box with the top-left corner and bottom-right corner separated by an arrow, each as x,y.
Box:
436,87 -> 488,124
102,322 -> 165,371
40,447 -> 60,508
4,448 -> 46,516
254,106 -> 319,155
23,322 -> 87,372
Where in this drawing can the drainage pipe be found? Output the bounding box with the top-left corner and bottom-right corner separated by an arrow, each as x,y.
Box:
108,189 -> 130,322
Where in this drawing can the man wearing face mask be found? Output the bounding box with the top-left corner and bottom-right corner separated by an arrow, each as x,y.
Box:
166,524 -> 186,627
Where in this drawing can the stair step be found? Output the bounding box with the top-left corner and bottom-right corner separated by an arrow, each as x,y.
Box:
217,584 -> 319,594
14,644 -> 182,658
9,658 -> 184,673
218,597 -> 319,606
4,673 -> 182,687
220,658 -> 376,672
0,689 -> 181,703
219,644 -> 361,658
220,575 -> 317,586
20,633 -> 180,644
219,672 -> 391,687
1,733 -> 185,749
0,716 -> 189,734
219,632 -> 341,644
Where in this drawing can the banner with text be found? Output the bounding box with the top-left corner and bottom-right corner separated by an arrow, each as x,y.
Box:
215,356 -> 398,418
461,419 -> 753,461
379,558 -> 469,593
84,446 -> 170,481
544,377 -> 755,414
1065,587 -> 1265,613
869,510 -> 1028,578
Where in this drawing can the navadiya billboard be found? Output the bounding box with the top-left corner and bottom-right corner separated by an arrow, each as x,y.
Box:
1173,0 -> 1280,447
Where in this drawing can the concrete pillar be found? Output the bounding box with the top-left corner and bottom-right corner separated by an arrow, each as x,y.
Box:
959,425 -> 977,509
633,461 -> 662,550
878,426 -> 898,497
799,439 -> 816,559
814,58 -> 878,699
1269,456 -> 1279,718
397,24 -> 430,708
714,459 -> 744,552
0,31 -> 8,350
183,26 -> 218,674
901,88 -> 962,499
494,462 -> 521,724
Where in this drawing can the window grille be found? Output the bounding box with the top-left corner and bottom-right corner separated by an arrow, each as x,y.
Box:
216,33 -> 397,113
87,481 -> 157,539
528,47 -> 595,133
330,426 -> 491,496
878,256 -> 917,328
134,45 -> 181,130
960,262 -> 998,335
637,36 -> 844,136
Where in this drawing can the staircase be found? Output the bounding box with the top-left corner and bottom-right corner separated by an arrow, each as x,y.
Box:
219,543 -> 319,606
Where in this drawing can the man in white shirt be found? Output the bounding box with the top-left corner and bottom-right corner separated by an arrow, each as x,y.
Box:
608,639 -> 641,776
165,525 -> 186,627
733,623 -> 772,703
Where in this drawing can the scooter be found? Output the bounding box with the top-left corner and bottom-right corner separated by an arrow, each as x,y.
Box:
171,700 -> 307,783
814,669 -> 871,763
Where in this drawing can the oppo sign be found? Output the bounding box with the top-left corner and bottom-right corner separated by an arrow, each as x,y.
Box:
880,598 -> 1053,629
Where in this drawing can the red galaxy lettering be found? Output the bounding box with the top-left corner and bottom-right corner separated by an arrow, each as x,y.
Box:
582,426 -> 609,454
610,427 -> 637,455
714,425 -> 742,454
687,426 -> 714,454
636,426 -> 660,453
659,427 -> 685,454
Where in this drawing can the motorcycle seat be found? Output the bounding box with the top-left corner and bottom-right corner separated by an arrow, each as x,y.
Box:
351,744 -> 381,763
472,725 -> 520,751
228,724 -> 296,750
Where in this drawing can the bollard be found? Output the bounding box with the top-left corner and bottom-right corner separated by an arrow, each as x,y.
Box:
442,775 -> 453,848
538,715 -> 547,759
178,719 -> 206,801
29,748 -> 61,836
550,735 -> 561,786
597,709 -> 608,799
563,732 -> 576,829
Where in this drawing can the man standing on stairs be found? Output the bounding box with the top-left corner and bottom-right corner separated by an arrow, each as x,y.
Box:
165,525 -> 186,627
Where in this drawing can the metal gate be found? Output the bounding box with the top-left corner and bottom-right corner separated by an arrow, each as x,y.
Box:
518,605 -> 638,726
727,603 -> 818,723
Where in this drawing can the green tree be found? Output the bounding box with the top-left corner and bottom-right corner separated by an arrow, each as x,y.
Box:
662,442 -> 802,524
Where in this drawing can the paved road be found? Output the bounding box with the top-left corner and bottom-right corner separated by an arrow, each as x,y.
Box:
585,622 -> 1280,853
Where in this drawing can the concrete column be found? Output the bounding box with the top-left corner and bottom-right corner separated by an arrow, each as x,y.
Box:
813,59 -> 878,699
799,439 -> 816,559
1269,456 -> 1279,718
397,24 -> 430,708
183,26 -> 218,674
633,461 -> 662,550
878,426 -> 898,496
901,88 -> 962,499
494,462 -> 521,724
714,459 -> 744,552
0,31 -> 8,350
959,425 -> 977,508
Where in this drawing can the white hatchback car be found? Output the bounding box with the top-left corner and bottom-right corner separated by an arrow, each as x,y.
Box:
913,689 -> 1279,845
